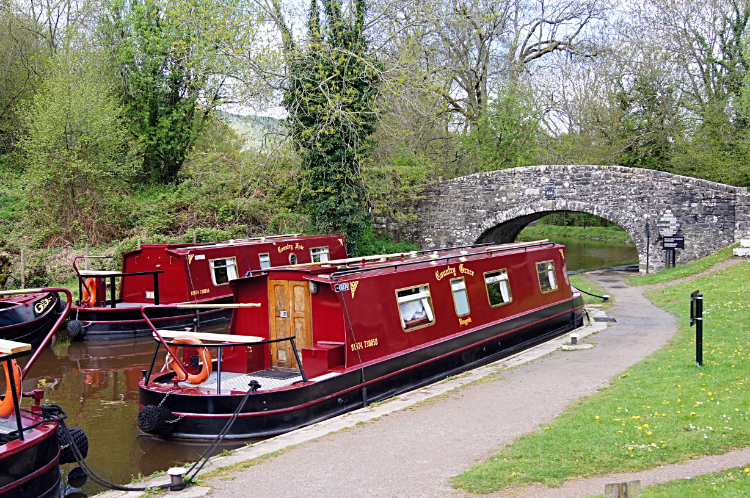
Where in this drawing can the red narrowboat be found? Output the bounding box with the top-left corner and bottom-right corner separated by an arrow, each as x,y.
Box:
137,240 -> 585,440
68,234 -> 347,340
0,288 -> 89,498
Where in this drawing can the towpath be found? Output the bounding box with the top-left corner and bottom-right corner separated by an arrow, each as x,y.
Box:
201,263 -> 739,498
101,258 -> 748,498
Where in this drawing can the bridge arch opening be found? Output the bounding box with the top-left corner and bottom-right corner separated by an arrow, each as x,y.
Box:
474,201 -> 648,272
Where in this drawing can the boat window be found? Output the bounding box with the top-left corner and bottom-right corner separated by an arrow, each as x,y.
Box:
484,269 -> 512,307
259,253 -> 271,270
396,285 -> 435,331
310,246 -> 329,263
209,257 -> 238,286
289,253 -> 298,265
450,278 -> 470,316
536,260 -> 558,293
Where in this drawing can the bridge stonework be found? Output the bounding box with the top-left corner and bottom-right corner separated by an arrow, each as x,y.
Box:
383,165 -> 750,273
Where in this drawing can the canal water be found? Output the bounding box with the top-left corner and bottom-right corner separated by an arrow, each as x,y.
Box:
20,235 -> 639,497
517,233 -> 638,273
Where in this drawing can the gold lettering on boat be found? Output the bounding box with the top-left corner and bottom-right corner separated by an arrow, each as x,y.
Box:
435,266 -> 457,281
351,337 -> 378,351
459,264 -> 474,276
190,288 -> 210,296
350,281 -> 359,299
459,317 -> 472,326
188,254 -> 194,264
295,242 -> 304,250
278,244 -> 293,253
34,296 -> 53,314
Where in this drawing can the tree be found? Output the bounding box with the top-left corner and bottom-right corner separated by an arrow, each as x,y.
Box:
273,0 -> 381,243
101,0 -> 254,183
19,48 -> 137,245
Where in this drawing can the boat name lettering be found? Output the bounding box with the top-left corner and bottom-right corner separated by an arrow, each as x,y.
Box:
278,244 -> 293,252
334,282 -> 350,292
351,338 -> 378,351
190,288 -> 210,296
435,266 -> 457,281
295,242 -> 304,250
34,296 -> 53,314
459,264 -> 474,276
459,317 -> 472,326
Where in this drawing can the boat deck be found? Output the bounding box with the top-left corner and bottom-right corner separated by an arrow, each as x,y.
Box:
186,369 -> 303,393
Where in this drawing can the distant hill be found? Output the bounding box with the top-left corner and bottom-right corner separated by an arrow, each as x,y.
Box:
220,112 -> 285,148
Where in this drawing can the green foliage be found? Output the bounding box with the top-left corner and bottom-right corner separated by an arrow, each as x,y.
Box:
460,85 -> 540,173
517,225 -> 633,245
536,212 -> 622,229
102,0 -> 243,183
280,0 -> 380,244
615,77 -> 681,171
18,47 -> 137,246
453,259 -> 750,493
354,226 -> 419,256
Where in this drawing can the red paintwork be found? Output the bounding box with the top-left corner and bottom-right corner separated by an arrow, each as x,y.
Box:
73,235 -> 347,311
0,418 -> 57,458
148,241 -> 574,388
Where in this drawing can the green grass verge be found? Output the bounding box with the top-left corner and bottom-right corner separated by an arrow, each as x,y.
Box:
517,225 -> 633,244
569,274 -> 613,309
628,244 -> 738,287
452,260 -> 750,493
587,466 -> 750,497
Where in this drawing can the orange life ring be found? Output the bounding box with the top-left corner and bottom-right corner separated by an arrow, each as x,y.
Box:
166,337 -> 212,385
82,278 -> 97,307
0,361 -> 22,417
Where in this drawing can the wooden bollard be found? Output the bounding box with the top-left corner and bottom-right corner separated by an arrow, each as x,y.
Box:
605,480 -> 640,498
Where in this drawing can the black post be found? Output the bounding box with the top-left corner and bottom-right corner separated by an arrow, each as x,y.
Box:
153,273 -> 160,305
110,276 -> 116,308
691,290 -> 703,367
696,293 -> 703,366
78,278 -> 83,305
645,223 -> 650,274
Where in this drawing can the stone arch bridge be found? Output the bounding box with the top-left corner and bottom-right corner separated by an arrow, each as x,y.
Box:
384,165 -> 750,272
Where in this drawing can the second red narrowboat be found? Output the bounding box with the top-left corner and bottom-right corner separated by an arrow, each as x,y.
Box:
68,234 -> 347,340
137,240 -> 585,440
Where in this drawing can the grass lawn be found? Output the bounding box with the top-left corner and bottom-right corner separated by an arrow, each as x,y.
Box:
587,467 -> 750,497
569,273 -> 613,309
452,259 -> 750,494
628,244 -> 738,287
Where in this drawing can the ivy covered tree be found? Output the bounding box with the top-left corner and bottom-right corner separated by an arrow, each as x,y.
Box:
274,0 -> 380,244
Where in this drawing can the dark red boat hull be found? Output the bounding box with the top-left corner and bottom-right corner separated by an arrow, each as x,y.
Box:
0,420 -> 60,498
139,296 -> 584,439
0,293 -> 62,348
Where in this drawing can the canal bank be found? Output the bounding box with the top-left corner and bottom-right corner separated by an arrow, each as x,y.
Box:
94,259 -> 742,498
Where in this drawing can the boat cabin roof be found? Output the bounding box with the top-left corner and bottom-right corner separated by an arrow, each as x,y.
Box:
255,240 -> 558,281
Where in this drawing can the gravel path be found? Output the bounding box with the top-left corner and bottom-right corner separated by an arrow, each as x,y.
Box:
206,265 -> 700,498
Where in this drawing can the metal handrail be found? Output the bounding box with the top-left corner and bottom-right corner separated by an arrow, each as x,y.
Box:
73,255 -> 164,307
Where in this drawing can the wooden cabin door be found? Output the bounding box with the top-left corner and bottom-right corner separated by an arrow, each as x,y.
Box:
268,280 -> 312,369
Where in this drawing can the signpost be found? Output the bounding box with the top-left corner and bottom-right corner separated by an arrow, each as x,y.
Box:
656,208 -> 682,269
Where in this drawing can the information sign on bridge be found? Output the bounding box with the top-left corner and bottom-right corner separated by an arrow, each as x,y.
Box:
656,208 -> 681,237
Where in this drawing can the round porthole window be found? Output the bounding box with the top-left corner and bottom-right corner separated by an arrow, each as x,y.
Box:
289,253 -> 297,265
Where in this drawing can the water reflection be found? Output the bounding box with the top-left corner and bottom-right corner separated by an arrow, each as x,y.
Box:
20,334 -> 245,496
517,233 -> 638,272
